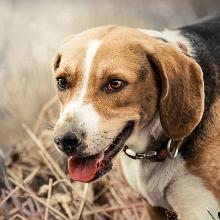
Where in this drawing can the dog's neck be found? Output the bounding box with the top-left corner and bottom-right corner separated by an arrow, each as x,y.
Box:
121,114 -> 184,208
125,113 -> 163,153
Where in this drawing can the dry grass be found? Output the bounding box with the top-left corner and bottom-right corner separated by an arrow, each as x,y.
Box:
0,98 -> 148,220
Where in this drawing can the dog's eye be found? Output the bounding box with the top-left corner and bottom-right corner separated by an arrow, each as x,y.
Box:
56,77 -> 69,91
103,79 -> 127,93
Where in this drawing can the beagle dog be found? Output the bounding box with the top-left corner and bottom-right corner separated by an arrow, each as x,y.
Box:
52,14 -> 220,220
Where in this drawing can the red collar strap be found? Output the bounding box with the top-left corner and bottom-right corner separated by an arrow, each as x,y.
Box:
123,138 -> 182,162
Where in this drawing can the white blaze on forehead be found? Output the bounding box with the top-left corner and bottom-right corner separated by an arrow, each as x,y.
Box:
78,39 -> 101,102
59,40 -> 101,131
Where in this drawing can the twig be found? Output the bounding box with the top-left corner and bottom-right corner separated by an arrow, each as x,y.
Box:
8,207 -> 19,216
10,214 -> 28,220
76,183 -> 89,220
62,203 -> 73,220
44,178 -> 53,220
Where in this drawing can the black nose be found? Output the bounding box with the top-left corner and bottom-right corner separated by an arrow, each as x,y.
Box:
54,132 -> 81,156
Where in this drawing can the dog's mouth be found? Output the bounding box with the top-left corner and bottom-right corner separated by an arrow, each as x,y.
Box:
67,121 -> 134,183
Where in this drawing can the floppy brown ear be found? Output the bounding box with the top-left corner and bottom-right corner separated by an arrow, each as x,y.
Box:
147,44 -> 204,139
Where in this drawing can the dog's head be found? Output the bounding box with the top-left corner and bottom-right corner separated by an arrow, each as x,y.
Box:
52,26 -> 204,182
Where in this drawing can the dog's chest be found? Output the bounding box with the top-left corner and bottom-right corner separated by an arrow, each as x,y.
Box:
120,154 -> 184,208
120,154 -> 220,220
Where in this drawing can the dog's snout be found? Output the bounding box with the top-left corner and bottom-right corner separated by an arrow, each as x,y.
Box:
54,132 -> 81,156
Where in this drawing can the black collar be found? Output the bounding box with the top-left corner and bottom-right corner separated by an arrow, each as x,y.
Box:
123,135 -> 182,162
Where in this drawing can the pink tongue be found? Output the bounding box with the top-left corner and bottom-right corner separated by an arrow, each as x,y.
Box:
68,155 -> 103,182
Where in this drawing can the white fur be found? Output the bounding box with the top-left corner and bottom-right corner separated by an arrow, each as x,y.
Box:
121,116 -> 220,219
138,28 -> 194,56
59,40 -> 101,132
122,115 -> 171,208
79,40 -> 101,102
166,171 -> 220,220
138,29 -> 164,39
125,113 -> 162,152
121,153 -> 183,208
121,153 -> 220,219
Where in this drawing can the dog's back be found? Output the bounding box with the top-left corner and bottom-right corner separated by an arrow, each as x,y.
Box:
175,14 -> 220,206
180,14 -> 220,85
180,15 -> 220,159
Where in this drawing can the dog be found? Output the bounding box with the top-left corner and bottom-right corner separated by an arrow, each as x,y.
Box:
52,14 -> 220,220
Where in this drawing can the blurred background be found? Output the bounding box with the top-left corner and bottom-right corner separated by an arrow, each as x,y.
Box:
0,1 -> 220,219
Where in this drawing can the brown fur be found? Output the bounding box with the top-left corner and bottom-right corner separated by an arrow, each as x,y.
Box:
186,97 -> 220,203
145,44 -> 204,139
